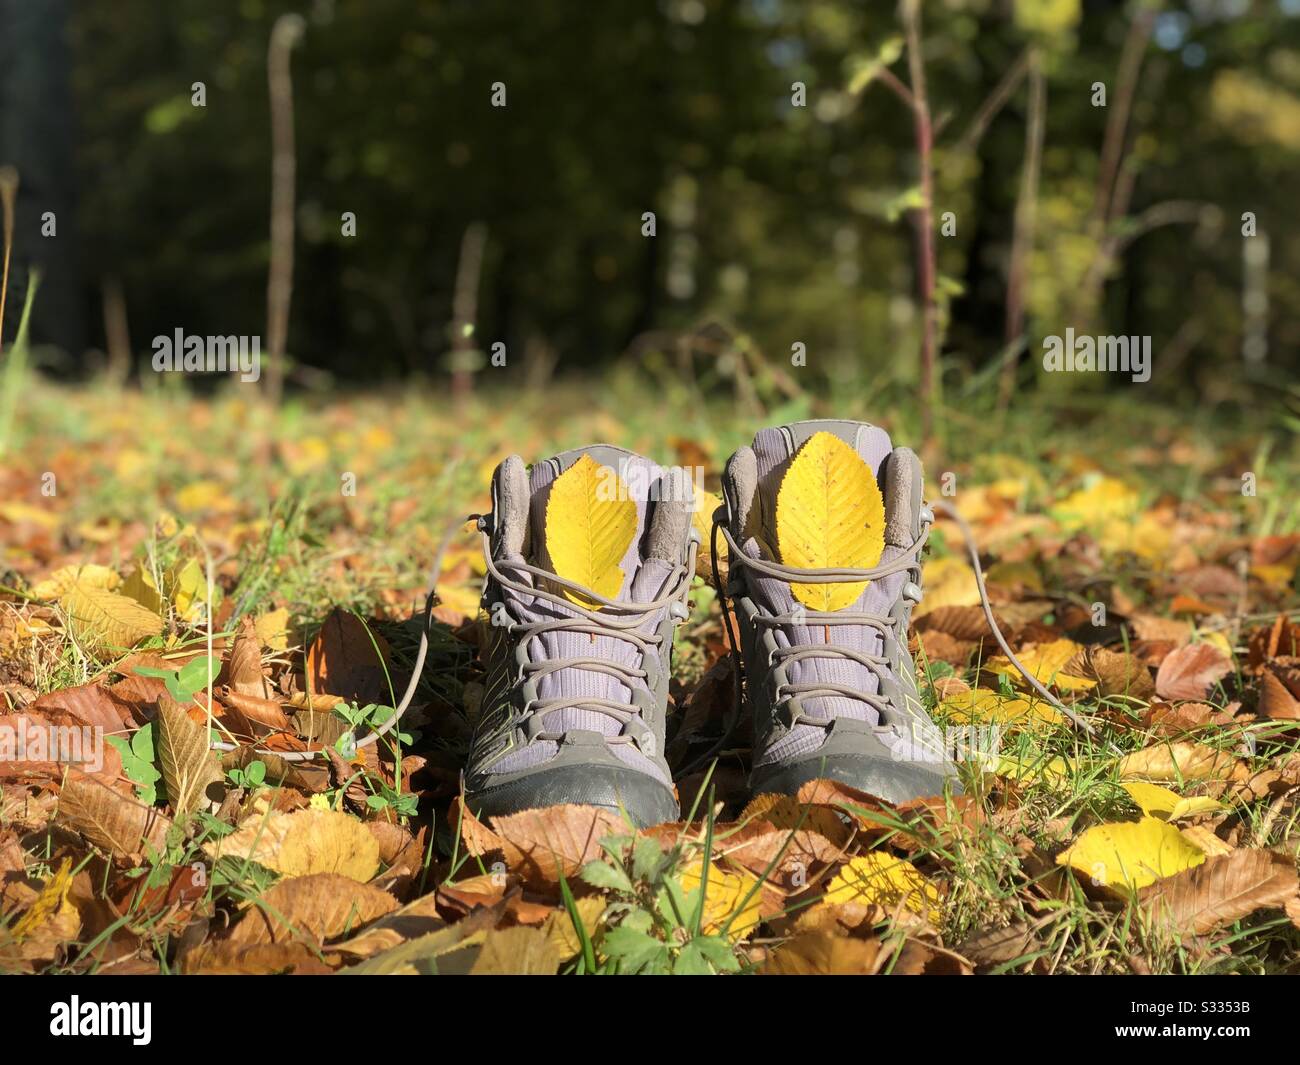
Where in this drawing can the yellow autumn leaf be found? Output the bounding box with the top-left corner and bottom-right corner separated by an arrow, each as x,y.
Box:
983,560 -> 1044,594
1177,824 -> 1233,857
1122,782 -> 1225,822
175,479 -> 234,514
60,581 -> 165,653
985,638 -> 1096,692
435,582 -> 483,620
1119,742 -> 1237,782
545,454 -> 637,607
203,808 -> 380,882
1053,476 -> 1140,531
120,565 -> 164,614
1098,511 -> 1173,564
678,861 -> 763,940
1057,816 -> 1205,890
0,502 -> 59,529
913,556 -> 980,619
823,853 -> 943,924
282,436 -> 331,475
254,608 -> 291,652
541,895 -> 606,959
13,616 -> 57,641
775,431 -> 885,612
31,564 -> 120,601
361,425 -> 395,452
1251,561 -> 1296,589
937,688 -> 1064,728
10,859 -> 74,941
691,484 -> 726,571
989,753 -> 1074,785
169,558 -> 208,621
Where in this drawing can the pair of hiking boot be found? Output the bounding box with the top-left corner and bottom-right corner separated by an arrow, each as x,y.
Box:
463,419 -> 959,827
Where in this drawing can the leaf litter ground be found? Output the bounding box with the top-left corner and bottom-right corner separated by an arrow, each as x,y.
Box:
1,381 -> 1299,974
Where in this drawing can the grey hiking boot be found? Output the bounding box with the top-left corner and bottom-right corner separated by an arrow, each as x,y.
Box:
717,420 -> 961,805
464,445 -> 697,827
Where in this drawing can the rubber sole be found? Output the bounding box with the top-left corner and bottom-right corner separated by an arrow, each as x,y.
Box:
466,762 -> 680,828
749,752 -> 961,806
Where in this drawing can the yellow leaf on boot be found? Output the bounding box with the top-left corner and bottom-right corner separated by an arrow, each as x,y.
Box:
544,454 -> 637,607
775,432 -> 885,612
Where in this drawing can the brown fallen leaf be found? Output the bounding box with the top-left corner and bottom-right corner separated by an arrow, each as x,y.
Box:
480,804 -> 626,888
1070,646 -> 1156,701
793,778 -> 899,833
0,711 -> 123,784
0,830 -> 26,876
1130,615 -> 1194,645
737,793 -> 855,848
156,695 -> 222,823
331,891 -> 449,959
366,821 -> 417,867
226,873 -> 398,947
1286,894 -> 1300,930
215,686 -> 293,733
182,941 -> 334,975
56,770 -> 172,860
915,605 -> 992,641
959,920 -> 1048,968
1141,701 -> 1234,738
1248,615 -> 1300,672
26,684 -> 132,734
469,925 -> 561,975
929,674 -> 973,700
340,905 -> 501,974
1155,642 -> 1232,701
306,608 -> 391,704
435,872 -> 509,916
219,745 -> 328,792
722,823 -> 845,891
884,938 -> 974,975
1170,593 -> 1219,618
224,616 -> 272,698
1258,667 -> 1300,721
1177,824 -> 1234,857
1139,850 -> 1298,936
762,931 -> 884,975
791,899 -> 888,937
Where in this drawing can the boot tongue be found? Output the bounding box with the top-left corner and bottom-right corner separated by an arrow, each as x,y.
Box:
495,448 -> 683,741
742,422 -> 911,725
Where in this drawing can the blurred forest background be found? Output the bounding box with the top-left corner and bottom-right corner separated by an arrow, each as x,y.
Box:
0,0 -> 1297,415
